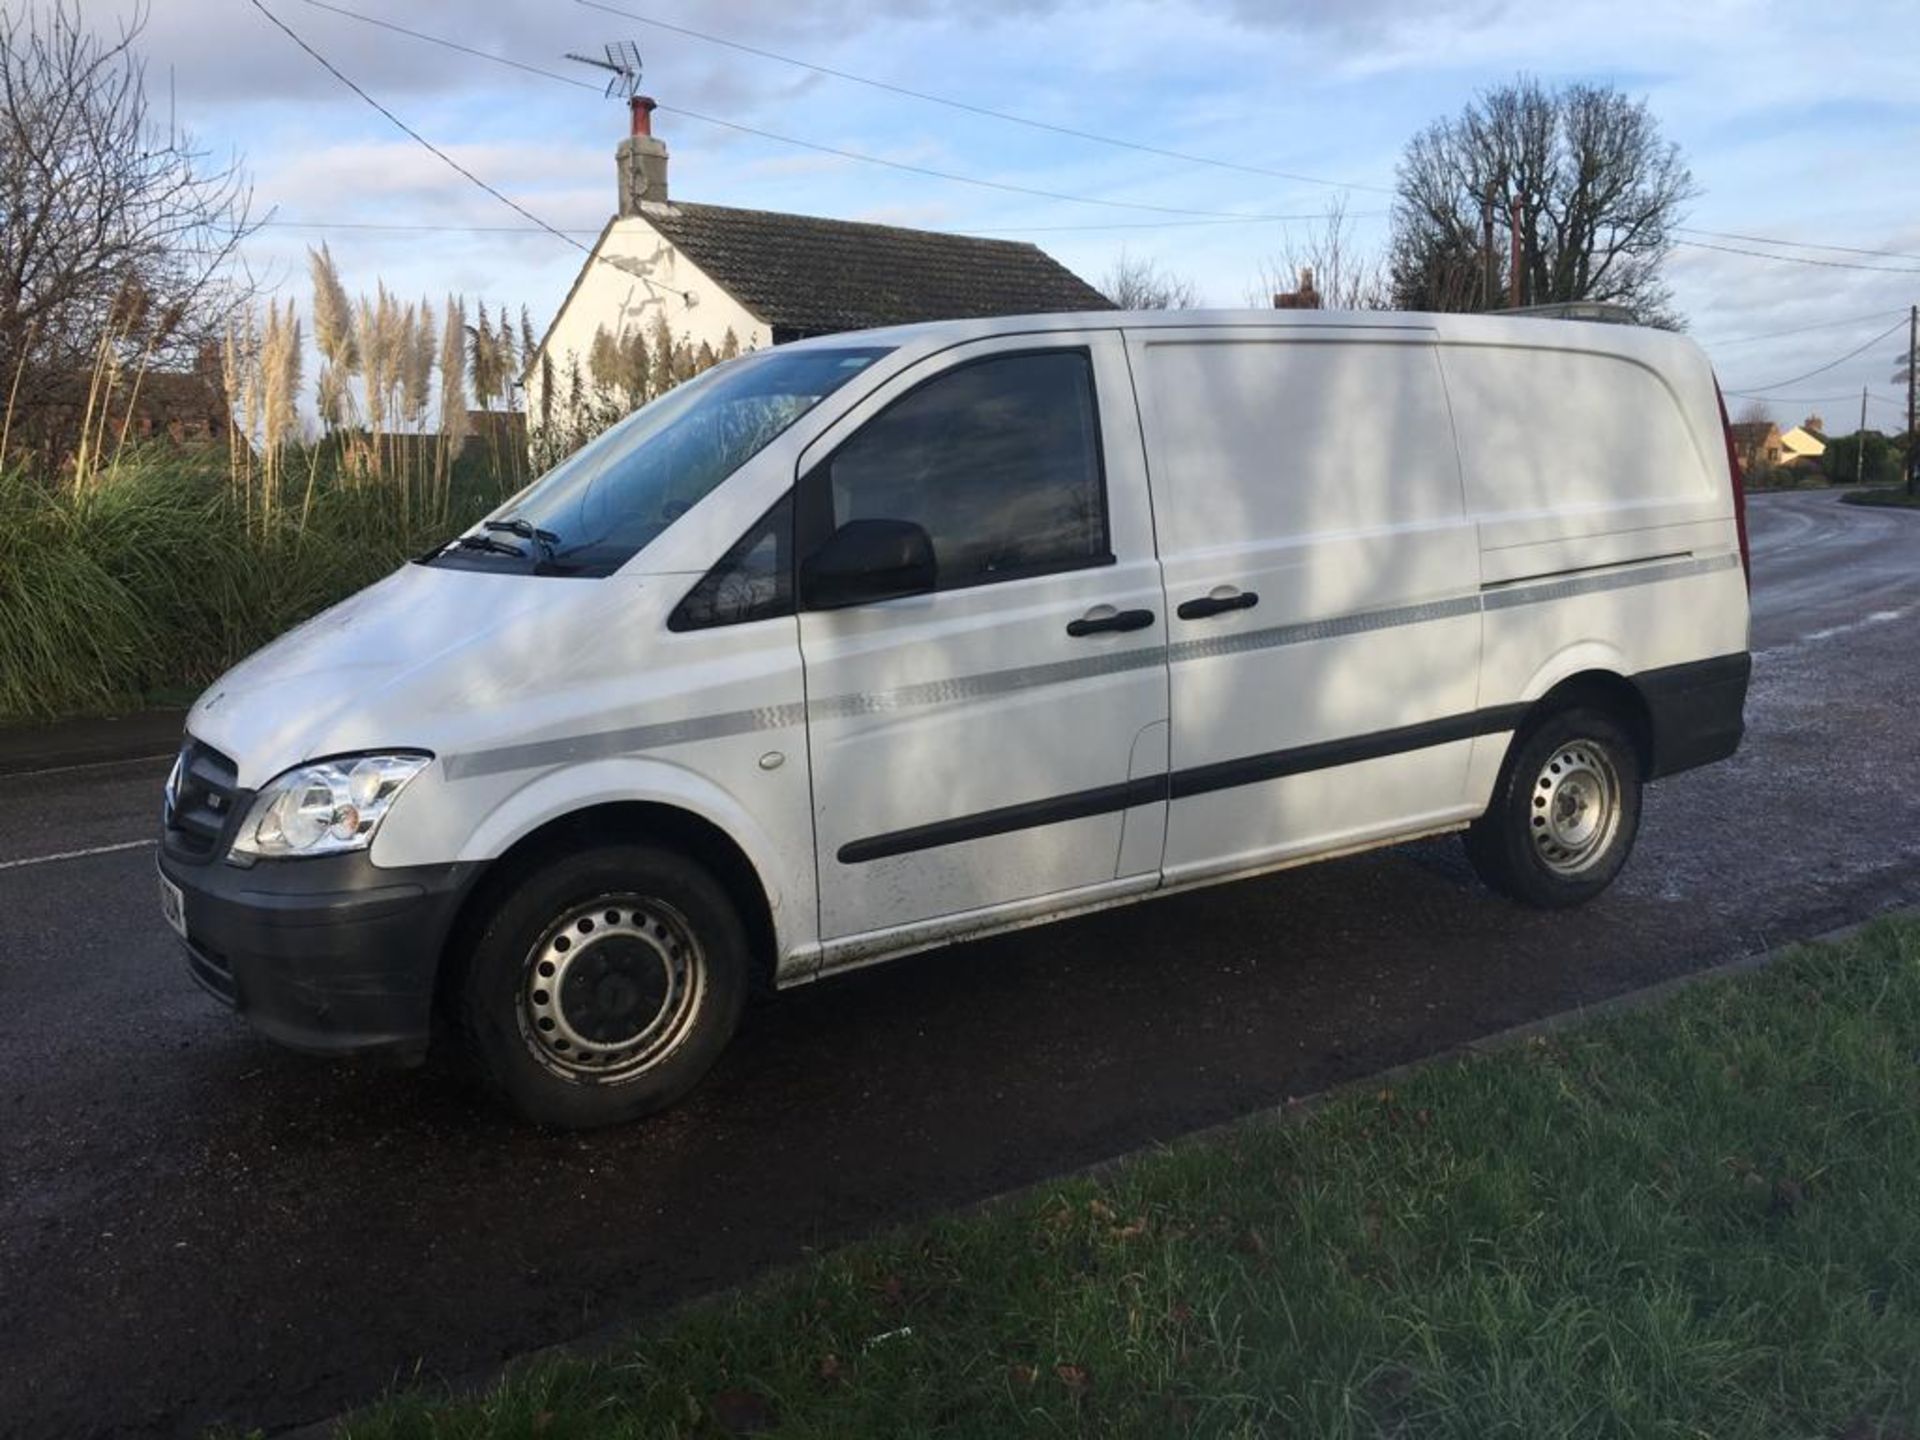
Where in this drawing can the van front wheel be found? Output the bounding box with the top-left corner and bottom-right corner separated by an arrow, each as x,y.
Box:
458,844 -> 748,1128
1465,708 -> 1643,909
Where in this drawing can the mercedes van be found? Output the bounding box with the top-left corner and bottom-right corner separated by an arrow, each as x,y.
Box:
159,310 -> 1751,1127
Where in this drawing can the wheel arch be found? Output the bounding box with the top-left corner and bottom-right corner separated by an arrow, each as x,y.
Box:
436,798 -> 788,1020
1506,644 -> 1654,779
1518,669 -> 1654,778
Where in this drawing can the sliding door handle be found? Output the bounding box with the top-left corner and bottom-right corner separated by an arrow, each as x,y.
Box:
1067,607 -> 1156,637
1177,589 -> 1260,621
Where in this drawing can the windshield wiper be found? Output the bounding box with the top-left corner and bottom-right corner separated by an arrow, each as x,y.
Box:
446,532 -> 527,558
485,516 -> 561,565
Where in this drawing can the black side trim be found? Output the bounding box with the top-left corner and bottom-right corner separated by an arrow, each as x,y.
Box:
837,776 -> 1166,864
836,702 -> 1532,864
1634,651 -> 1750,779
1167,703 -> 1531,800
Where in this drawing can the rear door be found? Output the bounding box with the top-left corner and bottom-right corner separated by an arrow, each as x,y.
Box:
1126,326 -> 1484,882
797,334 -> 1170,951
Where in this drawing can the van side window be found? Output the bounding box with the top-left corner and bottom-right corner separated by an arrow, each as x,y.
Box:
807,349 -> 1111,593
668,495 -> 793,631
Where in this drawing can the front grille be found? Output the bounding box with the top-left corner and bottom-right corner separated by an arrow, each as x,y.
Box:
163,737 -> 242,864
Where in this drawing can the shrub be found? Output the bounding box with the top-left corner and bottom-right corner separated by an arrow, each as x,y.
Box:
0,448 -> 511,719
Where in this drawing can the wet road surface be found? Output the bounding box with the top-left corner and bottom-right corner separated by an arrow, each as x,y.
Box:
4,488 -> 1918,1438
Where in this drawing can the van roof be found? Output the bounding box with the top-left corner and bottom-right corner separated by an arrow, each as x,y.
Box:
782,308 -> 1703,368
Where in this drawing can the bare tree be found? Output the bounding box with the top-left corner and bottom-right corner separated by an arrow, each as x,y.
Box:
1253,196 -> 1389,311
1735,400 -> 1773,427
1388,78 -> 1695,325
1100,250 -> 1200,310
0,2 -> 255,457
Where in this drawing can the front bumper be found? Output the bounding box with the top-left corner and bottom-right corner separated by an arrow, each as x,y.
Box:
160,849 -> 484,1063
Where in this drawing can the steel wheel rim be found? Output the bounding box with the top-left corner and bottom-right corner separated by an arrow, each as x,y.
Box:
517,895 -> 705,1082
1529,740 -> 1623,877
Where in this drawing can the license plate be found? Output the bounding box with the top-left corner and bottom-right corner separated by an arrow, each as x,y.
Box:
159,871 -> 187,940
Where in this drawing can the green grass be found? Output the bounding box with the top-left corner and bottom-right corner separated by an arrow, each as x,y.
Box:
335,919 -> 1920,1440
1841,486 -> 1920,510
0,452 -> 512,720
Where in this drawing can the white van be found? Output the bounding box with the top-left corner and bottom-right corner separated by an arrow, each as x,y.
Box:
159,310 -> 1751,1127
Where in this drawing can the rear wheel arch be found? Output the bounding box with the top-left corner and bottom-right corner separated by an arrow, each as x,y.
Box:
1515,668 -> 1654,779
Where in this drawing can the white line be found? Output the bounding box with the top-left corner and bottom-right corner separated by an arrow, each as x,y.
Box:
4,750 -> 177,781
0,838 -> 156,871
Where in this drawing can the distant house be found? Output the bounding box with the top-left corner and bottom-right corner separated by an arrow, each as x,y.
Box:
7,364 -> 232,459
525,97 -> 1113,430
1779,414 -> 1827,467
1729,420 -> 1784,474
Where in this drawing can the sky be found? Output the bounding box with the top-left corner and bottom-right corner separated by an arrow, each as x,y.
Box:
107,0 -> 1920,435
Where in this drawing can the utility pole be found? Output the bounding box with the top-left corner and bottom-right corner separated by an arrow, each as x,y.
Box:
1859,386 -> 1868,485
1481,189 -> 1497,312
1509,194 -> 1524,310
1909,305 -> 1917,496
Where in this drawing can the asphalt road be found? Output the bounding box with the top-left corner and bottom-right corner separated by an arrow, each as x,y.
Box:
4,488 -> 1918,1439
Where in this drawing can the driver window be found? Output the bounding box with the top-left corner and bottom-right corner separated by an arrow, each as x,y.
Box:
812,349 -> 1110,592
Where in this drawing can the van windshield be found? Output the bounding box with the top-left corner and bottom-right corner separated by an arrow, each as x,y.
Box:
424,344 -> 892,577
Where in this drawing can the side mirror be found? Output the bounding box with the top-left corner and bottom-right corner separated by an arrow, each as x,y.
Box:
801,518 -> 937,609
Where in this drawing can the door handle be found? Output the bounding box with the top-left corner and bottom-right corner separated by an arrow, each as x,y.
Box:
1066,607 -> 1156,637
1177,589 -> 1260,621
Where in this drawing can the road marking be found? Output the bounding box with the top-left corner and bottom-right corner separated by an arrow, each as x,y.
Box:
1802,606 -> 1911,644
0,838 -> 156,871
3,750 -> 177,781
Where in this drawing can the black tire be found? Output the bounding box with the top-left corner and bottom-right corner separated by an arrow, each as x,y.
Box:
1464,707 -> 1643,909
457,843 -> 748,1128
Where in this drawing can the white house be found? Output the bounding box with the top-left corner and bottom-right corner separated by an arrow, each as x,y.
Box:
1779,416 -> 1828,466
525,98 -> 1113,432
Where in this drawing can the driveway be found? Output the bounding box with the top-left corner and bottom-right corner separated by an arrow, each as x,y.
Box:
3,487 -> 1916,1437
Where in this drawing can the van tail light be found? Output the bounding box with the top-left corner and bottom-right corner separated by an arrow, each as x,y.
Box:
1713,378 -> 1752,592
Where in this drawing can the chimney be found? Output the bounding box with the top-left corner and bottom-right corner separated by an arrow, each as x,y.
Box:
616,96 -> 668,212
1272,266 -> 1321,310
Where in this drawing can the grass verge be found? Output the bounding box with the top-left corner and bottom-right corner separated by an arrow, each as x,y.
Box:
340,920 -> 1920,1440
1841,487 -> 1920,510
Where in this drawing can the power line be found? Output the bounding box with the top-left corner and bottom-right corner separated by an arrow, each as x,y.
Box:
1721,317 -> 1909,396
1675,237 -> 1920,275
294,0 -> 1341,224
1700,308 -> 1909,349
572,0 -> 1395,197
299,0 -> 600,90
652,103 -> 1333,220
1724,390 -> 1897,407
258,213 -> 1376,239
1678,226 -> 1920,265
264,218 -> 604,235
249,0 -> 592,258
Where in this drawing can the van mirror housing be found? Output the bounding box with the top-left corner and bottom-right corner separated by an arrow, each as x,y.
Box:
801,518 -> 937,609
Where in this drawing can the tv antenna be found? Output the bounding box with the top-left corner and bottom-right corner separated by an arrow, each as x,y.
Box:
564,41 -> 643,99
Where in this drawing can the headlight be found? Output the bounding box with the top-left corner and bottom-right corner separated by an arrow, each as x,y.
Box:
229,753 -> 431,862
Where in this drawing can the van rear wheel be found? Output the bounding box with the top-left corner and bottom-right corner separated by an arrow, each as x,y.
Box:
457,843 -> 748,1128
1465,707 -> 1643,909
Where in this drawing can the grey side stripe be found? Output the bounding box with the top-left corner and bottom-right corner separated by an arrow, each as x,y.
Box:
807,643 -> 1166,721
443,703 -> 808,781
1481,551 -> 1738,610
1167,592 -> 1482,665
444,551 -> 1739,780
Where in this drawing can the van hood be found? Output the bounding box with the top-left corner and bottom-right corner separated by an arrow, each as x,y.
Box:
186,561 -> 600,789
